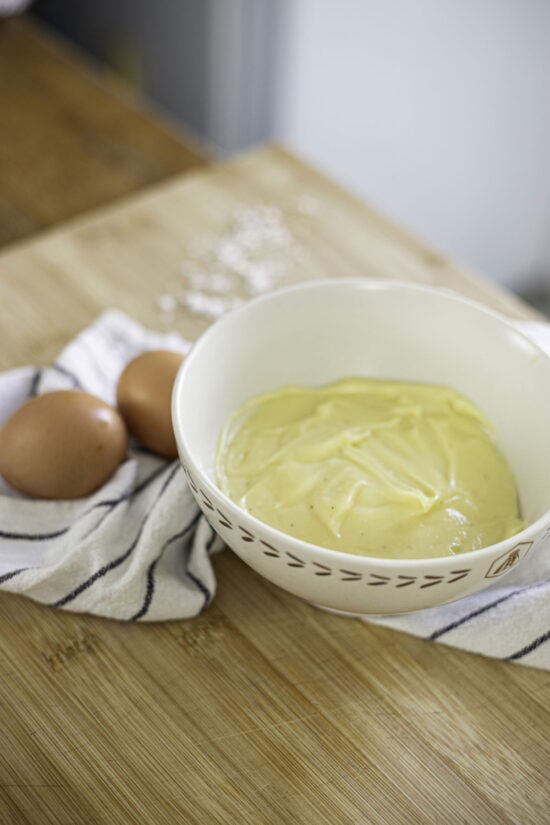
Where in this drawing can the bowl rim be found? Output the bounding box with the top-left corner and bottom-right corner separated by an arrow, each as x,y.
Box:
172,277 -> 550,569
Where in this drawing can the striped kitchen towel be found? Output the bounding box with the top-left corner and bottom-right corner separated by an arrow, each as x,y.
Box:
1,311 -> 550,669
0,310 -> 223,622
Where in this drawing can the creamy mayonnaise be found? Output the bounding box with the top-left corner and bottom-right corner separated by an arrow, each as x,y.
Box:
216,378 -> 523,559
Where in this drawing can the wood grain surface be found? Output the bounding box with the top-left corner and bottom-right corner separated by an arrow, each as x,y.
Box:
0,146 -> 548,825
0,16 -> 207,250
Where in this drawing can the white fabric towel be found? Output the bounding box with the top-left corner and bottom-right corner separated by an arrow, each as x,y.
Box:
1,311 -> 549,670
0,310 -> 223,622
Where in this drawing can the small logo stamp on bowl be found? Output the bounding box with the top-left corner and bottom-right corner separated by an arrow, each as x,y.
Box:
485,542 -> 533,578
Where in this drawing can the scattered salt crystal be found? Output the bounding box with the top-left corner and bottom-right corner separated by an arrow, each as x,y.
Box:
244,260 -> 286,295
218,240 -> 247,269
188,271 -> 234,293
157,200 -> 315,321
208,273 -> 234,293
157,293 -> 177,314
183,291 -> 243,320
263,206 -> 282,224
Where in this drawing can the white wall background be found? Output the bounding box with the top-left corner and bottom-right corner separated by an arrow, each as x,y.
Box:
274,0 -> 550,288
36,0 -> 550,290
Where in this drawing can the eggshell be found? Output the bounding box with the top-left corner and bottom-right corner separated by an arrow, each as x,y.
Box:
116,349 -> 184,458
0,390 -> 128,499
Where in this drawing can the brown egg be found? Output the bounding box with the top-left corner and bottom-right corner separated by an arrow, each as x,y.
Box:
116,349 -> 185,458
0,390 -> 128,499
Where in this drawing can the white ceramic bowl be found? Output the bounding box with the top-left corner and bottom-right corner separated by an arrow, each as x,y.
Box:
172,279 -> 550,614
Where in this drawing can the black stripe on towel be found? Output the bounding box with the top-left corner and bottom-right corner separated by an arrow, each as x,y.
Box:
129,511 -> 201,621
0,568 -> 27,584
0,463 -> 171,543
0,526 -> 70,541
52,362 -> 84,389
429,579 -> 550,641
80,461 -> 174,540
29,368 -> 42,397
89,461 -> 169,511
50,464 -> 181,609
205,524 -> 218,554
189,520 -> 216,609
187,571 -> 211,612
505,628 -> 550,662
429,591 -> 522,641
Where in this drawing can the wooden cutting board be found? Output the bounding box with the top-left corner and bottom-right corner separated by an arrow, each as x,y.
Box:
0,146 -> 548,825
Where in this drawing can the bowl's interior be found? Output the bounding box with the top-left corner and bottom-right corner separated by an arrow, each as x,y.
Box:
174,280 -> 550,529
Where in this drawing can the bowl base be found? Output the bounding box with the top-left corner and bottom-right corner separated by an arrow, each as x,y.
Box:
312,603 -> 392,619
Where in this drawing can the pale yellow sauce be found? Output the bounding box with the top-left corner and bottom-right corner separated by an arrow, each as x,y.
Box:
216,378 -> 523,559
